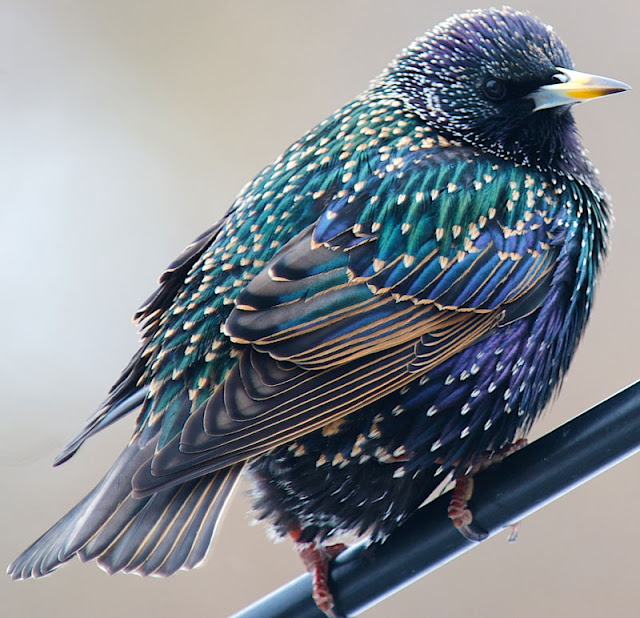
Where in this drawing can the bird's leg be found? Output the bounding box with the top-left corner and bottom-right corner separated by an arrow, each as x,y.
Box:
291,530 -> 347,618
447,439 -> 528,542
448,474 -> 486,541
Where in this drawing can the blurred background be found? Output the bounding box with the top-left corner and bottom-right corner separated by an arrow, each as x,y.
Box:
1,1 -> 638,616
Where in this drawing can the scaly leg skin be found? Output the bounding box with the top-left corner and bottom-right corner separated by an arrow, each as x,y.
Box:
447,439 -> 528,542
292,530 -> 347,618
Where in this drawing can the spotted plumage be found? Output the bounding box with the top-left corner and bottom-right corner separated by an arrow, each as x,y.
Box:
9,7 -> 628,617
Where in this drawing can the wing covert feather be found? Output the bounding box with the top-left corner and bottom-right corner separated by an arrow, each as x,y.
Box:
136,155 -> 564,494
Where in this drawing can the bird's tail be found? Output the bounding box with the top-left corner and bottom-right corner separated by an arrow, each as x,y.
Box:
7,436 -> 242,580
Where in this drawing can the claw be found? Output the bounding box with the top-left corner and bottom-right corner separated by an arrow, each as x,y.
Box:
292,531 -> 347,618
447,475 -> 488,541
447,439 -> 528,541
507,521 -> 521,542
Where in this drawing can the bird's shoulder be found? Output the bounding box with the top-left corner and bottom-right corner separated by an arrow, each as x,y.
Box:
139,94 -> 582,348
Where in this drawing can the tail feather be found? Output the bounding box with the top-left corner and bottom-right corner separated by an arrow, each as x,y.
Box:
8,436 -> 242,580
125,476 -> 222,576
82,481 -> 188,573
137,472 -> 235,576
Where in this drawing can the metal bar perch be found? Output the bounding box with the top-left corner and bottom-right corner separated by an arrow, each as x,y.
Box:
234,380 -> 640,618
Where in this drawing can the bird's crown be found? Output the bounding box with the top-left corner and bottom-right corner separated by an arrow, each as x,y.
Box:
373,7 -> 626,175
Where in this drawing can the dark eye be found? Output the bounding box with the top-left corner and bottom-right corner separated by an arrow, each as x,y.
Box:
482,77 -> 508,101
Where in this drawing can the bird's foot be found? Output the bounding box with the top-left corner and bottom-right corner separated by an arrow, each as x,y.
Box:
447,439 -> 528,542
292,531 -> 347,618
447,475 -> 488,541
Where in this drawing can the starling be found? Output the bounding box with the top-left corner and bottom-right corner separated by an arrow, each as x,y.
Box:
8,7 -> 629,617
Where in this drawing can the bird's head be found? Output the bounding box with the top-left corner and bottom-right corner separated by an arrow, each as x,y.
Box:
378,7 -> 629,173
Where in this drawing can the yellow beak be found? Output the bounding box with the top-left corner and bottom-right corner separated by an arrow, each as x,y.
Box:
531,67 -> 630,112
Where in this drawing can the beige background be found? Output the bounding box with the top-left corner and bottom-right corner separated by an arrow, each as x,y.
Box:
1,1 -> 639,616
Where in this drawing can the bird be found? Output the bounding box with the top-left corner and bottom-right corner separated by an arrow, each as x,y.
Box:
8,7 -> 629,617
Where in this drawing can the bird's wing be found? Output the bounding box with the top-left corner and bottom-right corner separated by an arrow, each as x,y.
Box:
132,151 -> 566,495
